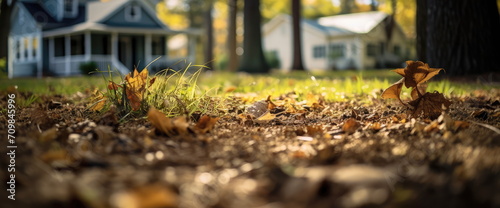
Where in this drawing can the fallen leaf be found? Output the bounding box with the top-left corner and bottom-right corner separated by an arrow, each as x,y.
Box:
395,61 -> 444,89
381,78 -> 404,103
111,184 -> 178,208
408,92 -> 452,119
255,111 -> 277,123
125,68 -> 153,111
147,108 -> 175,136
342,118 -> 361,134
108,81 -> 122,91
194,115 -> 219,134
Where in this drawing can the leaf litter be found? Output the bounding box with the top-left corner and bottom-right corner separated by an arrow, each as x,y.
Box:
2,67 -> 500,208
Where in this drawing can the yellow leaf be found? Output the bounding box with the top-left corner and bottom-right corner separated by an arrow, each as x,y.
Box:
125,68 -> 149,111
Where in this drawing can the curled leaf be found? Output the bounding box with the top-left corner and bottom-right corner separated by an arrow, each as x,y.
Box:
381,78 -> 404,104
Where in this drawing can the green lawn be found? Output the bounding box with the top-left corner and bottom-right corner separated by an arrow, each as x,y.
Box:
1,69 -> 497,101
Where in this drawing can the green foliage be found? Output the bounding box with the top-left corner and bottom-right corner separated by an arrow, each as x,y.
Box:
264,51 -> 281,69
0,57 -> 7,78
79,62 -> 98,76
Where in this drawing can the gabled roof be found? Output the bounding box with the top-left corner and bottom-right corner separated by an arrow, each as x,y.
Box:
264,12 -> 391,38
318,11 -> 388,34
20,1 -> 86,30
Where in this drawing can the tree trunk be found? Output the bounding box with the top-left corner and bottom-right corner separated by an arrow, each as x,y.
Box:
227,0 -> 238,71
370,0 -> 378,11
203,1 -> 214,70
291,0 -> 305,71
238,0 -> 269,73
416,0 -> 427,63
418,0 -> 500,76
340,0 -> 355,14
0,0 -> 17,59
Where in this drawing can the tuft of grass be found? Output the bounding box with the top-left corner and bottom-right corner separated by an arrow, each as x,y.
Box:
146,65 -> 220,117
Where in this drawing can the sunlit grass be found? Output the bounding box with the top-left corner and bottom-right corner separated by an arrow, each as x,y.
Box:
2,69 -> 498,114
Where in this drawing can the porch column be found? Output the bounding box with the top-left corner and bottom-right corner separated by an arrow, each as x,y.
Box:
8,37 -> 13,79
85,31 -> 91,62
65,34 -> 71,75
20,36 -> 25,62
27,36 -> 33,61
36,34 -> 42,78
111,32 -> 118,63
145,33 -> 152,64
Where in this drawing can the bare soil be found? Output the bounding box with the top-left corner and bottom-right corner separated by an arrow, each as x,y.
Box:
1,89 -> 500,208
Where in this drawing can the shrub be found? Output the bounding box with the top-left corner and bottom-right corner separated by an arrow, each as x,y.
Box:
79,61 -> 98,76
264,51 -> 280,69
0,57 -> 7,78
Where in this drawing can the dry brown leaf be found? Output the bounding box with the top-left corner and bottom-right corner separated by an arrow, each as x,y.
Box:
194,115 -> 219,134
224,86 -> 237,93
342,118 -> 361,134
306,125 -> 324,136
255,111 -> 277,123
147,108 -> 175,136
172,116 -> 189,135
89,91 -> 106,111
108,81 -> 122,91
409,92 -> 452,119
395,61 -> 444,89
111,184 -> 178,208
381,78 -> 404,103
125,68 -> 150,111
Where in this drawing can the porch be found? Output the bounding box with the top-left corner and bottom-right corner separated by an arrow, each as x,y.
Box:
46,31 -> 196,76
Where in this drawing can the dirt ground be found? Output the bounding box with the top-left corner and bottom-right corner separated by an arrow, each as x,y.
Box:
1,88 -> 500,208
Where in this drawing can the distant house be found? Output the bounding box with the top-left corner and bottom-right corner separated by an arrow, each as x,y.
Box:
263,11 -> 408,71
8,0 -> 198,78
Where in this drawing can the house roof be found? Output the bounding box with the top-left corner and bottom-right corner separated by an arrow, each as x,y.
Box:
18,0 -> 199,37
21,1 -> 86,30
317,11 -> 388,34
264,12 -> 391,38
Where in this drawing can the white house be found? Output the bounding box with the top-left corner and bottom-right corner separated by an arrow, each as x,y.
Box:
8,0 -> 199,78
263,11 -> 408,71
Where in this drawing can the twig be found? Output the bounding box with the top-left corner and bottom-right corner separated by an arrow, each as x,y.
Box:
469,120 -> 500,135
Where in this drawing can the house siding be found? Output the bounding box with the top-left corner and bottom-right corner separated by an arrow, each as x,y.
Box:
103,6 -> 162,28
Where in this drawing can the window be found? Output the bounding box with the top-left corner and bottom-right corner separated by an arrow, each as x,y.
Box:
393,45 -> 401,56
23,37 -> 29,59
366,43 -> 377,57
32,37 -> 38,59
152,35 -> 166,55
329,44 -> 345,59
313,45 -> 326,59
64,0 -> 77,17
71,34 -> 85,55
15,39 -> 20,61
54,37 -> 65,57
125,4 -> 141,22
91,34 -> 111,55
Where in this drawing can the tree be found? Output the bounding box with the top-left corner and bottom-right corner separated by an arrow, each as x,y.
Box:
0,0 -> 17,59
370,0 -> 378,11
227,0 -> 238,71
237,0 -> 269,73
340,0 -> 356,14
291,0 -> 305,70
203,1 -> 214,70
417,0 -> 500,76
